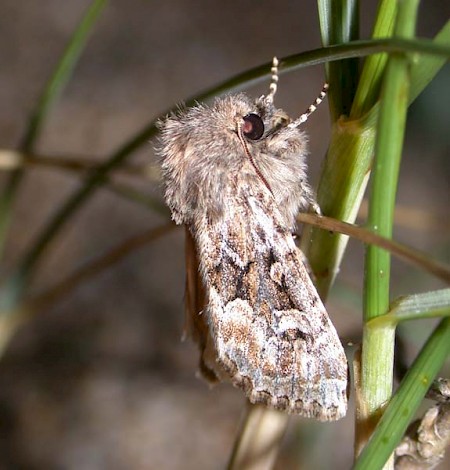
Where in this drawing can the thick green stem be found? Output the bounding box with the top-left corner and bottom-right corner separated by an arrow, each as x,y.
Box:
300,111 -> 375,296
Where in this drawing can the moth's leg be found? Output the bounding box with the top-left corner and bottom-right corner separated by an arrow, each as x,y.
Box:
301,185 -> 321,216
309,198 -> 322,216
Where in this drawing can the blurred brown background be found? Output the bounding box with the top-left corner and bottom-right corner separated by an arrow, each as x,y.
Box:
0,1 -> 448,469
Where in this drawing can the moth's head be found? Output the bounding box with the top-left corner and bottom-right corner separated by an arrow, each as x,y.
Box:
208,92 -> 292,147
229,56 -> 290,147
158,57 -> 326,225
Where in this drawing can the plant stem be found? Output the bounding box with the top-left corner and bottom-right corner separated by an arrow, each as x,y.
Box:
358,0 -> 420,466
354,317 -> 450,469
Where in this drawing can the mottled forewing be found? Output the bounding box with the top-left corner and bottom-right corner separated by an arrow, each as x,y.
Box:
195,188 -> 348,421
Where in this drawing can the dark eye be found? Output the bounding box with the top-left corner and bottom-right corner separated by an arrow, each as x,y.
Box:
242,113 -> 264,140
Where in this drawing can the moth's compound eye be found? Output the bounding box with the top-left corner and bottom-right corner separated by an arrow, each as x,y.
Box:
242,114 -> 264,140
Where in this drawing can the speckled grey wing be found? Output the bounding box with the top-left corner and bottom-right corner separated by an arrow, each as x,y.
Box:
195,189 -> 348,421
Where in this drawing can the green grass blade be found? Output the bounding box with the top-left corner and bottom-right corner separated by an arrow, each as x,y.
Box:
165,38 -> 450,107
351,0 -> 397,118
318,0 -> 360,120
0,0 -> 108,260
354,317 -> 450,470
21,0 -> 108,152
409,21 -> 450,102
369,289 -> 450,328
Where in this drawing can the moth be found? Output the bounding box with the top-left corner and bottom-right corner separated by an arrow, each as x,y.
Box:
158,58 -> 348,421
